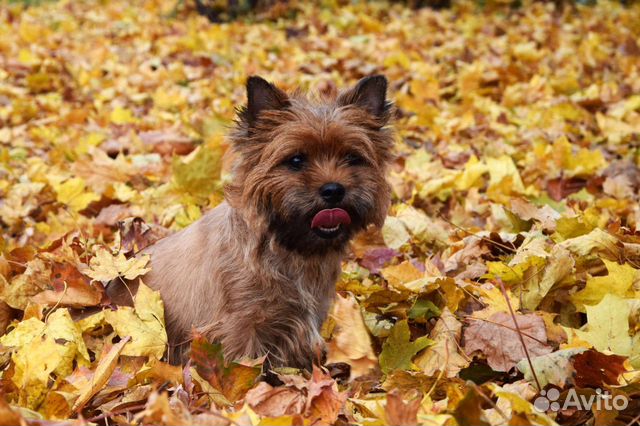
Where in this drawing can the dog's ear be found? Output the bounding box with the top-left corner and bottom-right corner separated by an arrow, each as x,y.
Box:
244,76 -> 290,125
338,75 -> 392,121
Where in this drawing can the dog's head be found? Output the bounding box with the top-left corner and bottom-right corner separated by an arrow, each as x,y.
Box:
227,76 -> 394,255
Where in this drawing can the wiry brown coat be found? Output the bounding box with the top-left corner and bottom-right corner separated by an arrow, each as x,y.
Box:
110,76 -> 394,368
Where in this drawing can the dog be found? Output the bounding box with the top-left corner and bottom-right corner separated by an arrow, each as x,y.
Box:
110,75 -> 394,369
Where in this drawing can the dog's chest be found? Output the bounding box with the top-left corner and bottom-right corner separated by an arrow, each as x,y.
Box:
248,253 -> 340,325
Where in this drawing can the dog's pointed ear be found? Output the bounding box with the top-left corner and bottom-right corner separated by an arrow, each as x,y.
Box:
338,75 -> 391,120
244,76 -> 290,125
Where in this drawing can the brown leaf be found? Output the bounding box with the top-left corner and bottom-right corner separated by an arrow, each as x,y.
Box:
0,397 -> 24,426
32,262 -> 104,308
305,367 -> 347,424
139,129 -> 195,156
326,293 -> 377,379
464,312 -> 552,372
190,333 -> 262,403
453,387 -> 490,426
72,336 -> 131,412
547,177 -> 587,201
572,349 -> 627,388
244,382 -> 306,418
385,391 -> 419,426
119,217 -> 171,255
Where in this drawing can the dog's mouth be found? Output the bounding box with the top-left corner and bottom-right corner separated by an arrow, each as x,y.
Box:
311,208 -> 351,238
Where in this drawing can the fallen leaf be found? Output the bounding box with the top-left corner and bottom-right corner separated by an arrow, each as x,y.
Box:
190,333 -> 262,403
32,263 -> 103,308
52,178 -> 100,212
325,293 -> 377,379
72,336 -> 131,412
379,320 -> 433,374
572,260 -> 637,310
572,349 -> 627,388
81,248 -> 150,282
414,308 -> 469,377
464,312 -> 552,372
104,281 -> 167,359
575,293 -> 632,356
516,348 -> 586,388
385,391 -> 420,426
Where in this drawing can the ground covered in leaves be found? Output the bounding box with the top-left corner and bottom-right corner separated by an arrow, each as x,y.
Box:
1,0 -> 640,424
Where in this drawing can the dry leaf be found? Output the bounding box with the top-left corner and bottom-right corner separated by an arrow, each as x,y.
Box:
464,312 -> 552,372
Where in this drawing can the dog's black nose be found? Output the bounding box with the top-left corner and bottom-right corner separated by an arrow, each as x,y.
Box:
320,182 -> 345,204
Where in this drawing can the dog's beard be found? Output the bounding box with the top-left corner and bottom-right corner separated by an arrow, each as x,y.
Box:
266,197 -> 373,256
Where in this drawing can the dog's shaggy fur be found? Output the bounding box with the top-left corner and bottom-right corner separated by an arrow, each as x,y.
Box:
110,76 -> 394,368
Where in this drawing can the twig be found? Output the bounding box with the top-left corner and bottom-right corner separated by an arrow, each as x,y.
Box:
496,277 -> 542,392
469,382 -> 510,422
466,316 -> 549,345
626,412 -> 640,426
84,402 -> 147,423
438,212 -> 517,253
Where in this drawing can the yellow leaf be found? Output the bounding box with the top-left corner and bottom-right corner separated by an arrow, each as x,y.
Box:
53,178 -> 99,212
414,309 -> 468,377
382,216 -> 411,250
1,309 -> 89,409
520,246 -> 574,310
172,145 -> 223,199
109,107 -> 137,125
1,257 -> 50,310
111,182 -> 137,202
104,281 -> 167,359
558,228 -> 620,257
575,293 -> 632,356
82,248 -> 150,282
18,49 -> 40,65
74,132 -> 105,156
486,156 -> 525,194
72,336 -> 131,412
455,155 -> 488,191
572,260 -> 638,310
326,294 -> 377,379
395,204 -> 448,247
380,261 -> 423,290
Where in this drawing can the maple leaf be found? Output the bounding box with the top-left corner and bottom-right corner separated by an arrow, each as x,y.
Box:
571,259 -> 638,309
190,333 -> 262,403
516,348 -> 586,388
572,349 -> 628,388
171,144 -> 224,199
378,319 -> 433,374
325,293 -> 377,379
574,293 -> 632,356
52,177 -> 100,212
32,262 -> 103,308
464,312 -> 552,372
81,248 -> 151,282
104,281 -> 167,359
72,336 -> 131,412
0,309 -> 89,409
414,308 -> 469,377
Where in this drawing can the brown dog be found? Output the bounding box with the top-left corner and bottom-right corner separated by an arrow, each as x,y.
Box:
113,76 -> 394,368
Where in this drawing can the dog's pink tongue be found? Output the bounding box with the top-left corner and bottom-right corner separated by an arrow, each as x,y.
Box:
311,208 -> 351,229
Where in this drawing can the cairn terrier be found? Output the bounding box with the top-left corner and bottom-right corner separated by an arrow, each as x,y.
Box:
111,75 -> 394,368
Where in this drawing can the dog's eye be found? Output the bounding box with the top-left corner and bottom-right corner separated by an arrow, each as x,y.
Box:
345,153 -> 365,166
287,154 -> 306,171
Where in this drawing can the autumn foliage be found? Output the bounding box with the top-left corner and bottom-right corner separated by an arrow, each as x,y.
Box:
1,0 -> 640,425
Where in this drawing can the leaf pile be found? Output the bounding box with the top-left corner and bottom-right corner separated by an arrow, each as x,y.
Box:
1,0 -> 640,424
